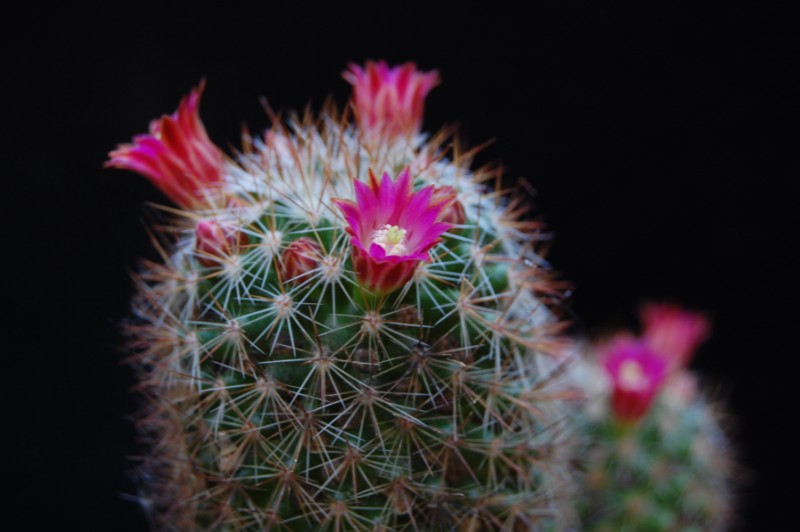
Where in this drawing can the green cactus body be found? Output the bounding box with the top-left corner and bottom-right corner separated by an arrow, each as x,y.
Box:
127,106 -> 576,529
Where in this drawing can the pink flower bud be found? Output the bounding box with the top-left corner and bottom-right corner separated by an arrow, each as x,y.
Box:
106,81 -> 224,209
343,61 -> 439,140
640,303 -> 710,369
332,168 -> 451,295
603,339 -> 668,424
431,186 -> 466,226
280,237 -> 322,285
194,220 -> 245,267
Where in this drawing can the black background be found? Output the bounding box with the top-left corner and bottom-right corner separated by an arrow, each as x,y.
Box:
7,2 -> 796,529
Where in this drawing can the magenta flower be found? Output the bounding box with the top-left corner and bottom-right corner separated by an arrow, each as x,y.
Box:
106,82 -> 224,209
603,339 -> 669,423
640,303 -> 709,369
343,60 -> 439,139
332,168 -> 451,294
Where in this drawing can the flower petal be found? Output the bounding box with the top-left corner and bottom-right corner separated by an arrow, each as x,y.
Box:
343,60 -> 440,139
106,82 -> 224,209
333,167 -> 451,294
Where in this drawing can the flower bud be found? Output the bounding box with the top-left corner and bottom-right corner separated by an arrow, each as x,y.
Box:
431,185 -> 466,226
194,220 -> 245,267
280,237 -> 322,285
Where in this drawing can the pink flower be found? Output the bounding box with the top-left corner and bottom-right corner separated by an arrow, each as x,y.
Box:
194,220 -> 246,267
602,339 -> 669,423
332,168 -> 451,294
640,303 -> 709,369
106,82 -> 224,209
343,60 -> 439,139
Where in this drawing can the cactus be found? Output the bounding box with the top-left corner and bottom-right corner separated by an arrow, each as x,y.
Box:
574,305 -> 733,531
110,62 -> 734,530
110,62 -> 577,530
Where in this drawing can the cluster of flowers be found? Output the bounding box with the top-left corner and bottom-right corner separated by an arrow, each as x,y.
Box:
107,61 -> 460,296
601,304 -> 710,423
106,60 -> 709,428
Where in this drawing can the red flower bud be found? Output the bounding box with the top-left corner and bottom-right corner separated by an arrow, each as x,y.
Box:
431,186 -> 466,226
194,220 -> 245,267
280,237 -> 322,285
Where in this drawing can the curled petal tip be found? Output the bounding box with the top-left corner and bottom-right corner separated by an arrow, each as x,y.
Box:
640,303 -> 710,368
106,82 -> 224,209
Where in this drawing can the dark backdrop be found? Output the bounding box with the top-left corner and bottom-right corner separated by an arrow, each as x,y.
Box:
8,3 -> 795,529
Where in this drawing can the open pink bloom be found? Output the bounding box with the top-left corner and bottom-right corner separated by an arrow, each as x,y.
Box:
332,168 -> 451,294
343,60 -> 439,139
106,82 -> 224,209
640,303 -> 709,368
603,339 -> 669,423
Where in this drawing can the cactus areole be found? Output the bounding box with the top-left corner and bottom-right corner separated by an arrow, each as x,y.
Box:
110,61 -> 732,530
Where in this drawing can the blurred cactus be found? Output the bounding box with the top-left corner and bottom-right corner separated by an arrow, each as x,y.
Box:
111,62 -> 733,530
574,305 -> 732,530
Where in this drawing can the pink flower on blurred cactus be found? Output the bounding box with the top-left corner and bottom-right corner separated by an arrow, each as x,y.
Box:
332,168 -> 450,294
603,339 -> 669,423
343,60 -> 439,139
194,219 -> 246,267
640,303 -> 709,368
106,82 -> 224,209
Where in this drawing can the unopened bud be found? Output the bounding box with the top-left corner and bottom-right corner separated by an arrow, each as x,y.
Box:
280,237 -> 322,284
194,220 -> 245,267
431,185 -> 466,226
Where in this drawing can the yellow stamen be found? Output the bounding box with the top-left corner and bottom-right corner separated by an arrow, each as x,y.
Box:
371,224 -> 408,256
619,359 -> 648,391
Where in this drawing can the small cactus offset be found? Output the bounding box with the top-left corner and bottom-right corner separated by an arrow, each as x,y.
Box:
110,62 -> 734,530
111,62 -> 577,530
574,304 -> 733,530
